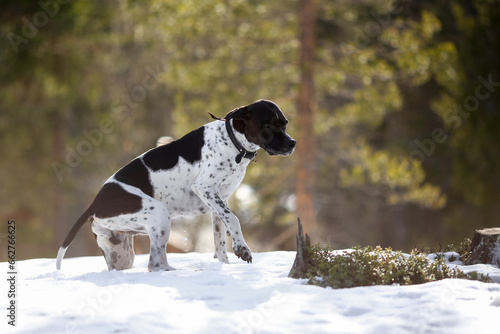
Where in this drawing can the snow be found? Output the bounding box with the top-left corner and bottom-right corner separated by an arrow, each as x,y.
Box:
2,251 -> 500,334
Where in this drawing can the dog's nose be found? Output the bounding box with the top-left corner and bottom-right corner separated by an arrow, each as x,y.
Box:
289,140 -> 296,148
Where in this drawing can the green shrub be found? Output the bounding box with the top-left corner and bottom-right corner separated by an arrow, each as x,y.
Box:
418,238 -> 473,264
445,238 -> 472,265
305,244 -> 489,289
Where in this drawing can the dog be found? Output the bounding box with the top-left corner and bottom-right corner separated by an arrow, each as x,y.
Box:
56,99 -> 296,271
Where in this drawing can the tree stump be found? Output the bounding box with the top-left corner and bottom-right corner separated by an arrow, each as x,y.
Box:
289,218 -> 312,279
470,228 -> 500,266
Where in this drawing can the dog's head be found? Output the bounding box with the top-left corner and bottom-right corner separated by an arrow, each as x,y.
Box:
226,100 -> 296,156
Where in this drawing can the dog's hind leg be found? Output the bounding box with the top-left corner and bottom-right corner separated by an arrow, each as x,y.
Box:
146,219 -> 174,272
141,200 -> 175,272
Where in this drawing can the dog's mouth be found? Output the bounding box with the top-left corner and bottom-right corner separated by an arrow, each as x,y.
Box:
264,146 -> 295,157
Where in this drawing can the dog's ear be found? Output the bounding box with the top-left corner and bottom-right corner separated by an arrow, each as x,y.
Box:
225,105 -> 250,120
226,106 -> 252,134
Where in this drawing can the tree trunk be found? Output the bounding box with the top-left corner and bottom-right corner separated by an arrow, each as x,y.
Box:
296,0 -> 317,234
289,218 -> 312,279
470,228 -> 500,266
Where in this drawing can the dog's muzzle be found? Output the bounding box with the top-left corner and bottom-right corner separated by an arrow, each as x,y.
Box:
265,139 -> 296,156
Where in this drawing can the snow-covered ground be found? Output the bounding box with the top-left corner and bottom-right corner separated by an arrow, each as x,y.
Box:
2,251 -> 500,334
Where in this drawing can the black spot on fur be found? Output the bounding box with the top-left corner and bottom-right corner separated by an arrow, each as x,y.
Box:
114,158 -> 154,197
110,251 -> 118,264
90,183 -> 143,219
109,234 -> 122,245
143,126 -> 205,171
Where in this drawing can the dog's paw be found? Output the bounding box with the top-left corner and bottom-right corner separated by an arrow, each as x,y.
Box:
214,251 -> 230,264
233,245 -> 252,263
148,262 -> 176,272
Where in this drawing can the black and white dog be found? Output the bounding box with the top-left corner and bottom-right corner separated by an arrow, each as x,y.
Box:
56,100 -> 296,271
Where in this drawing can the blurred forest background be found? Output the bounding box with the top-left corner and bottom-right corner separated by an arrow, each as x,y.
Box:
1,0 -> 500,261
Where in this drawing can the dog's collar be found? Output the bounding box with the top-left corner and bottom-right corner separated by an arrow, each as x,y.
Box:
208,112 -> 257,163
225,119 -> 257,164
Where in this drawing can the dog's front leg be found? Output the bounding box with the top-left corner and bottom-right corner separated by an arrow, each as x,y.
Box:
192,183 -> 252,263
211,212 -> 230,264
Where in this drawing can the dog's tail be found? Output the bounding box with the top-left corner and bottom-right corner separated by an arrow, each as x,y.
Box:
56,208 -> 93,270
